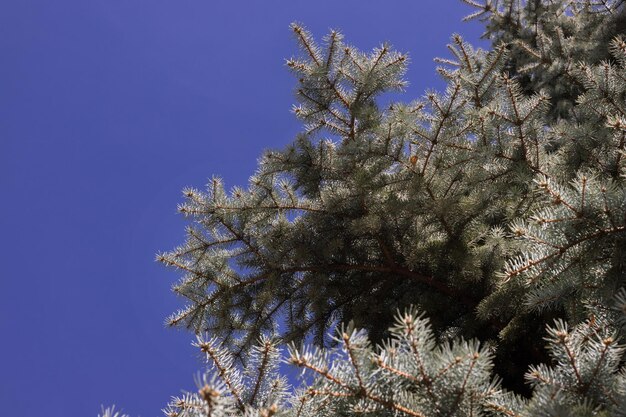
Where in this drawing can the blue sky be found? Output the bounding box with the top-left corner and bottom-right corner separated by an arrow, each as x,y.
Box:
0,2 -> 486,416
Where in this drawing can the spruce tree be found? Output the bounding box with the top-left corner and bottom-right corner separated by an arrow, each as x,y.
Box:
104,0 -> 626,415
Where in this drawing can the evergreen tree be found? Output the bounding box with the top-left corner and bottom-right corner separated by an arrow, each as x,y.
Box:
105,0 -> 626,415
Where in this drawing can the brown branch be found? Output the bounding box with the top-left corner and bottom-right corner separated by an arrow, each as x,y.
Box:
447,353 -> 479,416
249,340 -> 273,405
283,263 -> 476,309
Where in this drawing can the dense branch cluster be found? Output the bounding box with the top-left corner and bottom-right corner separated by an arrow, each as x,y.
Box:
105,0 -> 626,416
103,309 -> 626,417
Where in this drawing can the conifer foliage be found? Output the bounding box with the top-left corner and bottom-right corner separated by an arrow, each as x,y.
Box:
105,0 -> 626,415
